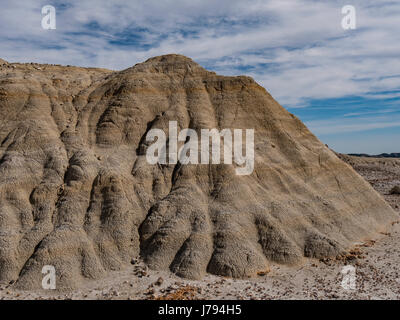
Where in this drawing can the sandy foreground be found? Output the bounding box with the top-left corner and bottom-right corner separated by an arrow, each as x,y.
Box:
1,154 -> 400,300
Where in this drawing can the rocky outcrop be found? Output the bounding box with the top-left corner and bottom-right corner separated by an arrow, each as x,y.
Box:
0,54 -> 397,289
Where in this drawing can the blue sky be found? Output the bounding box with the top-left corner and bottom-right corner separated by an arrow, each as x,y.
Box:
0,0 -> 399,153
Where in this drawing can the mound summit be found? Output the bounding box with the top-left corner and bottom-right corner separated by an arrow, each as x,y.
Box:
0,54 -> 397,289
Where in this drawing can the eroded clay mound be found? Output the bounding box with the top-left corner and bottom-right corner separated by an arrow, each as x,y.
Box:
0,55 -> 397,289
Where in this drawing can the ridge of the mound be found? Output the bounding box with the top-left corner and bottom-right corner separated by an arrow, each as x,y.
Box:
0,54 -> 397,290
125,54 -> 213,77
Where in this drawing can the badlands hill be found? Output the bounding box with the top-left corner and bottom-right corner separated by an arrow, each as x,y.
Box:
0,54 -> 397,290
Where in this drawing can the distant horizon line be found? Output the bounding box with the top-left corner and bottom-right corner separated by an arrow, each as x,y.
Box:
344,152 -> 400,158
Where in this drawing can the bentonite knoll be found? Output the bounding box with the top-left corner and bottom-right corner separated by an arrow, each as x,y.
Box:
0,54 -> 397,290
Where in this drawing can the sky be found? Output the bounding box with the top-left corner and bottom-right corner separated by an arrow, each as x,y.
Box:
0,0 -> 399,154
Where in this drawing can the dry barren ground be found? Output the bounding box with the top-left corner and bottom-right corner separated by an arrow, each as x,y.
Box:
1,154 -> 400,300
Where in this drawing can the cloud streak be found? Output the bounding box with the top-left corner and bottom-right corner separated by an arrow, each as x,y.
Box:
307,116 -> 400,135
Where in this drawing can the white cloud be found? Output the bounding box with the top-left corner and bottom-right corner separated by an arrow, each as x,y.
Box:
306,115 -> 400,135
